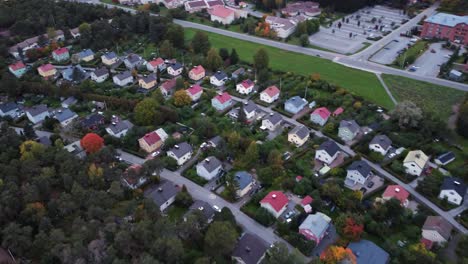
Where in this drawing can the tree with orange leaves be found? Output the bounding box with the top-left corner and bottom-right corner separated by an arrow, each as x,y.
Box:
80,133 -> 104,154
321,245 -> 356,264
343,218 -> 364,241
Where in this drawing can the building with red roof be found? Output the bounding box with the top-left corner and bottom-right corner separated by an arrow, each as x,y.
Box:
260,85 -> 280,103
209,6 -> 235,24
236,79 -> 255,95
296,175 -> 303,182
260,191 -> 289,218
301,195 -> 313,206
333,107 -> 344,117
189,65 -> 206,81
211,92 -> 233,111
160,78 -> 177,97
138,128 -> 169,153
310,107 -> 331,126
186,84 -> 203,101
37,63 -> 57,79
147,57 -> 166,72
52,47 -> 70,62
382,185 -> 410,207
8,61 -> 27,78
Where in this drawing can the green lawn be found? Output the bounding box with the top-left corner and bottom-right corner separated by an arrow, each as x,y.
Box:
184,28 -> 394,109
382,74 -> 467,120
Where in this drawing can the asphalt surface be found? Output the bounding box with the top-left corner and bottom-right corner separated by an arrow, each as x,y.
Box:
410,42 -> 452,77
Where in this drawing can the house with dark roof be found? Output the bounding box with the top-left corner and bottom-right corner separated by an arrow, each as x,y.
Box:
106,118 -> 134,138
124,53 -> 143,69
139,74 -> 157,90
26,104 -> 49,124
234,171 -> 254,197
185,200 -> 216,223
77,49 -> 95,62
210,71 -> 228,86
167,142 -> 193,165
232,233 -> 269,264
435,151 -> 456,166
231,67 -> 245,80
242,101 -> 257,120
315,140 -> 341,165
145,180 -> 181,211
298,212 -> 331,244
113,71 -> 134,87
61,96 -> 77,108
80,113 -> 105,130
261,112 -> 283,131
345,160 -> 372,188
369,134 -> 392,156
347,239 -> 389,264
54,108 -> 78,127
310,107 -> 330,126
439,177 -> 467,205
91,67 -> 109,83
61,65 -> 89,83
339,120 -> 361,141
101,52 -> 119,66
138,128 -> 168,153
167,62 -> 183,77
208,136 -> 223,147
422,216 -> 453,244
288,125 -> 309,147
0,102 -> 19,118
260,191 -> 289,218
196,156 -> 223,180
64,140 -> 86,159
284,96 -> 307,114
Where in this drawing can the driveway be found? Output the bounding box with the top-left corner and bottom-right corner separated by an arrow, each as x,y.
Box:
409,42 -> 453,77
370,37 -> 412,65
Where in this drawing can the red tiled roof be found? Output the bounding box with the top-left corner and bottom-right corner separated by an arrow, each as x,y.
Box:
53,47 -> 69,55
312,107 -> 331,119
296,175 -> 303,181
420,238 -> 433,249
187,84 -> 203,95
239,79 -> 254,89
190,65 -> 205,75
262,85 -> 280,97
214,92 -> 232,104
207,0 -> 223,6
9,61 -> 26,71
38,63 -> 55,72
333,107 -> 344,116
149,57 -> 164,67
301,195 -> 313,206
161,78 -> 177,92
260,191 -> 288,212
142,131 -> 161,146
382,185 -> 409,204
209,5 -> 234,18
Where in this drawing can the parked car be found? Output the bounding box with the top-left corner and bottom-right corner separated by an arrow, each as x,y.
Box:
367,181 -> 375,188
360,187 -> 367,194
285,211 -> 295,219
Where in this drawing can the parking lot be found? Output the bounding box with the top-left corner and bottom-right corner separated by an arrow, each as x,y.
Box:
409,42 -> 453,77
370,37 -> 412,64
309,5 -> 409,54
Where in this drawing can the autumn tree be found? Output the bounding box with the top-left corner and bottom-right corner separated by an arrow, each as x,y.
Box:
20,140 -> 45,160
80,133 -> 104,154
321,246 -> 356,264
342,217 -> 364,241
173,90 -> 192,107
205,48 -> 223,71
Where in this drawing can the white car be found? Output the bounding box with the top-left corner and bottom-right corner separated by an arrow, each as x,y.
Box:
213,205 -> 221,212
151,150 -> 160,157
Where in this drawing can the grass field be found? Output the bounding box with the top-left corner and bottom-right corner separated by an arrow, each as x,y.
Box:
382,74 -> 467,120
184,28 -> 395,109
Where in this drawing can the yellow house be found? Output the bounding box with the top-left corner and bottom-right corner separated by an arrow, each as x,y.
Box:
37,64 -> 57,79
138,74 -> 157,90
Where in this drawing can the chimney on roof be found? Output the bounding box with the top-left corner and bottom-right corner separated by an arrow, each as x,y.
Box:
395,188 -> 400,193
415,154 -> 421,158
205,158 -> 210,163
245,246 -> 251,252
198,206 -> 204,211
175,145 -> 179,149
112,122 -> 116,126
454,181 -> 460,185
272,194 -> 277,199
158,187 -> 163,192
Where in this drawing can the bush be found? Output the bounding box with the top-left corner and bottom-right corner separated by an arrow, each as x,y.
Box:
254,207 -> 276,226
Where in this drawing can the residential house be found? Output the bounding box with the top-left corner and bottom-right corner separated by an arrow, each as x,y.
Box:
8,29 -> 64,59
435,151 -> 456,166
265,16 -> 297,38
261,113 -> 282,131
185,0 -> 208,13
146,57 -> 166,72
78,49 -> 95,62
167,63 -> 183,77
231,67 -> 245,80
422,216 -> 453,244
61,65 -> 89,83
209,5 -> 235,24
382,185 -> 410,207
333,107 -> 344,117
139,74 -> 157,90
186,84 -> 203,101
310,107 -> 330,126
288,125 -> 310,147
138,128 -> 168,153
64,140 -> 86,159
156,0 -> 185,9
338,120 -> 361,141
301,195 -> 313,213
0,102 -> 20,118
0,247 -> 15,264
145,180 -> 181,211
196,156 -> 223,180
345,160 -> 372,188
37,64 -> 57,79
403,150 -> 429,176
260,191 -> 289,218
210,71 -> 228,86
211,92 -> 233,111
26,104 -> 49,124
160,78 -> 177,97
54,108 -> 78,127
124,53 -> 143,69
242,101 -> 257,120
9,61 -> 27,78
369,134 -> 392,156
91,67 -> 109,83
61,96 -> 77,108
113,71 -> 134,87
232,233 -> 269,264
167,142 -> 193,165
70,27 -> 80,38
234,171 -> 254,197
315,140 -> 341,165
81,113 -> 105,130
236,79 -> 255,95
52,47 -> 70,62
420,13 -> 468,45
106,118 -> 134,138
439,177 -> 467,206
281,1 -> 320,17
185,200 -> 216,223
260,85 -> 280,104
284,96 -> 307,114
298,212 -> 331,244
189,65 -> 205,81
121,164 -> 148,190
347,240 -> 390,264
208,135 -> 223,148
101,52 -> 119,66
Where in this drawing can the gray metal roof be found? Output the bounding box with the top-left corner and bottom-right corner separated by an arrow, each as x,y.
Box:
347,240 -> 389,264
441,177 -> 467,197
347,160 -> 372,177
289,125 -> 309,139
198,156 -> 222,173
62,96 -> 77,106
318,140 -> 340,156
107,120 -> 133,134
168,142 -> 193,158
370,134 -> 392,150
299,213 -> 331,240
115,71 -> 132,81
232,233 -> 269,264
125,53 -> 141,64
340,120 -> 361,133
188,200 -> 215,221
243,101 -> 257,114
266,112 -> 282,125
146,180 -> 180,208
0,102 -> 18,113
54,108 -> 77,123
169,62 -> 183,71
103,52 -> 117,60
208,136 -> 222,147
285,96 -> 307,108
425,13 -> 468,27
141,74 -> 157,83
213,71 -> 227,81
79,49 -> 94,58
93,67 -> 109,78
234,171 -> 254,190
26,104 -> 48,117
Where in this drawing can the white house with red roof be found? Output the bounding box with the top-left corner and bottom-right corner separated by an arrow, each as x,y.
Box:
160,78 -> 177,97
236,79 -> 255,95
189,65 -> 206,81
37,64 -> 57,79
382,185 -> 410,207
147,57 -> 166,72
9,61 -> 27,78
52,47 -> 70,62
138,128 -> 168,153
260,85 -> 280,103
186,84 -> 203,101
260,191 -> 289,218
209,6 -> 235,24
310,107 -> 330,126
211,92 -> 233,111
301,195 -> 313,213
